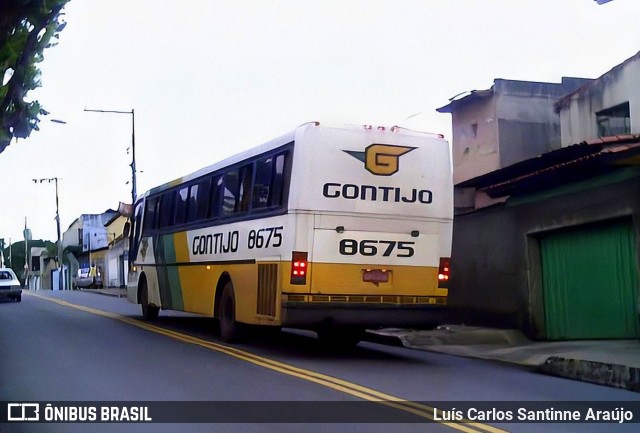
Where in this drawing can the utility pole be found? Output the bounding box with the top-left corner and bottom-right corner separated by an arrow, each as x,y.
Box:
33,178 -> 64,290
84,108 -> 137,204
23,217 -> 30,288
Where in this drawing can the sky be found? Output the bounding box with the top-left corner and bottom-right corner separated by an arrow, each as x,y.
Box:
1,0 -> 639,245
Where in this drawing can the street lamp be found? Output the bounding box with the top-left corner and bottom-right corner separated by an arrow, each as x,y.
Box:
33,177 -> 64,290
84,108 -> 137,204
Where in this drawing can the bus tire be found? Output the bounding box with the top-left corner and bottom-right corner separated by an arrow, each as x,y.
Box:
139,278 -> 159,320
219,281 -> 241,343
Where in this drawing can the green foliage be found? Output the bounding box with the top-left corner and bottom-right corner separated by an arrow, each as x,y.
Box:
1,239 -> 54,281
0,0 -> 70,154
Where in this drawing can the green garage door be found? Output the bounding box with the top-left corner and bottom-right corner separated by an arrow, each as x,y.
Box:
541,219 -> 639,340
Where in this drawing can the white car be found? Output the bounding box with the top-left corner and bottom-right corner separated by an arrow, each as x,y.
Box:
0,268 -> 21,302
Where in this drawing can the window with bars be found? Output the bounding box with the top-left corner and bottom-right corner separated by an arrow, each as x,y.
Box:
596,102 -> 630,137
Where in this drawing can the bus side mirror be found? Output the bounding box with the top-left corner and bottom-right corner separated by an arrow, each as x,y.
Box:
123,222 -> 130,237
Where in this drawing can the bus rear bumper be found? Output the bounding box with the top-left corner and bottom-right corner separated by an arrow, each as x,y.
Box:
281,301 -> 448,330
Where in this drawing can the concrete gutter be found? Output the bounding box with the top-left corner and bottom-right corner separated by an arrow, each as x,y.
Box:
540,357 -> 640,392
368,325 -> 640,393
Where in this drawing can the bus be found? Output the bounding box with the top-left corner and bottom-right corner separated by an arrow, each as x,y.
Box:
126,122 -> 453,345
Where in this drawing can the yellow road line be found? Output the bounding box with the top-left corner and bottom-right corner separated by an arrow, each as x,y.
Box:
26,292 -> 508,433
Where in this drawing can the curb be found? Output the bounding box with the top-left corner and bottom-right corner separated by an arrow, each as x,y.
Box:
539,357 -> 640,392
363,331 -> 404,347
80,289 -> 127,298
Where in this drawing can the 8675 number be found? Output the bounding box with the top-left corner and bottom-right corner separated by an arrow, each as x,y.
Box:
248,226 -> 283,249
339,239 -> 415,257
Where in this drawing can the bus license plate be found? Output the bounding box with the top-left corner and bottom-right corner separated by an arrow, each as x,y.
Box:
362,269 -> 389,284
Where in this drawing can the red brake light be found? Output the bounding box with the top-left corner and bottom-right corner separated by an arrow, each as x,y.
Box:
438,257 -> 451,288
291,251 -> 308,285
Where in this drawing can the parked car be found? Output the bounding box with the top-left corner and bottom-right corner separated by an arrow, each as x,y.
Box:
73,267 -> 103,289
0,268 -> 22,302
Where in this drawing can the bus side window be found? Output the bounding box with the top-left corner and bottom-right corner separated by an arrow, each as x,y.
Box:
270,152 -> 287,207
209,175 -> 224,219
186,184 -> 199,223
158,192 -> 174,228
253,156 -> 273,209
143,196 -> 158,235
130,201 -> 144,262
196,178 -> 211,220
237,164 -> 253,213
187,179 -> 211,223
222,169 -> 239,216
174,186 -> 189,225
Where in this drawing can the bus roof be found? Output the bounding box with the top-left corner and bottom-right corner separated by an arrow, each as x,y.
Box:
141,122 -> 446,200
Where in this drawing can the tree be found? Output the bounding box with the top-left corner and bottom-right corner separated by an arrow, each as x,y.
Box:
0,0 -> 69,154
1,239 -> 54,283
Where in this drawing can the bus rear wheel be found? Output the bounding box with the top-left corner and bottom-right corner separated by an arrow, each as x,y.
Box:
219,281 -> 241,343
139,279 -> 159,320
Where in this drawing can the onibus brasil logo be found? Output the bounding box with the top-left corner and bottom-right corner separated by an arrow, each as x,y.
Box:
344,144 -> 416,176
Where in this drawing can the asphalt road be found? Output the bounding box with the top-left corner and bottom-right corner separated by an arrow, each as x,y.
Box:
0,291 -> 638,433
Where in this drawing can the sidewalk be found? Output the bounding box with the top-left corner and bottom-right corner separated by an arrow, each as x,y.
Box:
369,326 -> 640,393
79,289 -> 639,393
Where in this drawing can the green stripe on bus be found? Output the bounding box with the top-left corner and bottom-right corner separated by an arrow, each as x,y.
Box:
161,235 -> 184,311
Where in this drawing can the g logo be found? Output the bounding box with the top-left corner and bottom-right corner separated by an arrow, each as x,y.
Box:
344,144 -> 416,176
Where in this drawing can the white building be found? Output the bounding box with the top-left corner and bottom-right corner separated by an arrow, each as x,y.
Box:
62,210 -> 117,285
556,51 -> 640,146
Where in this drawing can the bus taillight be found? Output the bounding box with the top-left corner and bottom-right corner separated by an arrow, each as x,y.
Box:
291,251 -> 308,285
437,257 -> 450,288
